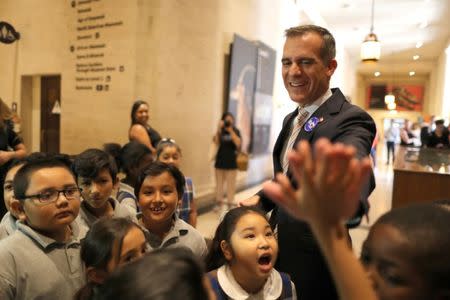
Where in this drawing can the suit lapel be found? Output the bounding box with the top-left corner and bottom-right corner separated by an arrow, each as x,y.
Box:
295,88 -> 346,143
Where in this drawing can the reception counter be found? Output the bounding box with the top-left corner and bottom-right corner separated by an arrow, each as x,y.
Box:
392,147 -> 450,208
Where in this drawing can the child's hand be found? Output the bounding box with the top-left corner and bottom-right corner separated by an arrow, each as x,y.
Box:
263,138 -> 371,227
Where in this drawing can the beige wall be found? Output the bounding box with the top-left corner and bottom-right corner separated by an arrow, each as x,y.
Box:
1,0 -> 307,206
428,47 -> 447,117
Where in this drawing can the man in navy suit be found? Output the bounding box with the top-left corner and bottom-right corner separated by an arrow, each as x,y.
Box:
243,25 -> 376,300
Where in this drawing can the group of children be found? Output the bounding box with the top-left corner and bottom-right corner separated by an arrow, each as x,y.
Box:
0,136 -> 448,299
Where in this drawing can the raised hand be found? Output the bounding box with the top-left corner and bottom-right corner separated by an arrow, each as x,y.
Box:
263,138 -> 372,226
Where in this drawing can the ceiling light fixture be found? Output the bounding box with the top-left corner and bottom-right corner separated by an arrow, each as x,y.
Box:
413,55 -> 420,60
409,71 -> 416,76
374,71 -> 381,77
416,41 -> 423,48
361,0 -> 381,62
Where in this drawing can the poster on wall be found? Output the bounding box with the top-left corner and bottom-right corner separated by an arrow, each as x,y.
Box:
227,35 -> 276,154
366,84 -> 424,111
227,34 -> 257,154
252,41 -> 276,155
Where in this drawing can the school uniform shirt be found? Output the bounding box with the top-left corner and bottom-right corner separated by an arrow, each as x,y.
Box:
140,215 -> 207,259
0,220 -> 88,300
0,212 -> 17,240
215,265 -> 297,300
117,182 -> 138,215
78,197 -> 137,228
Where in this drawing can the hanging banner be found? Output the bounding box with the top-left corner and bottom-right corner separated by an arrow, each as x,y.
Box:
0,21 -> 20,44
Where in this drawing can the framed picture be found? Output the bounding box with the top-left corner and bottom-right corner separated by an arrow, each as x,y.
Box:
366,84 -> 424,111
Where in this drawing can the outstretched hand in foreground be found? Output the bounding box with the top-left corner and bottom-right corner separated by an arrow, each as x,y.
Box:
263,138 -> 372,227
263,138 -> 377,300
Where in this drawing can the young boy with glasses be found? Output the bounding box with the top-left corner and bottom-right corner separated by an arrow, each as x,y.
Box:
0,156 -> 87,299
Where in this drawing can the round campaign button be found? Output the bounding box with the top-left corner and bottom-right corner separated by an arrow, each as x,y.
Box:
304,117 -> 320,132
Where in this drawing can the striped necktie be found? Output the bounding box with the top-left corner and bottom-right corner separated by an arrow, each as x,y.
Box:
282,107 -> 309,173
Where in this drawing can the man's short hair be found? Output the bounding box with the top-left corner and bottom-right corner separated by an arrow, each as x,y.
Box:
72,148 -> 118,181
13,155 -> 75,200
435,119 -> 445,126
285,24 -> 336,64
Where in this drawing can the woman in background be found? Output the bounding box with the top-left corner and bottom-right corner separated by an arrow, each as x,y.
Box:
213,112 -> 241,212
128,100 -> 161,155
0,98 -> 26,218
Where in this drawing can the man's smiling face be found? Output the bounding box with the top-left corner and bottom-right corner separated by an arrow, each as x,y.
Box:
281,32 -> 337,105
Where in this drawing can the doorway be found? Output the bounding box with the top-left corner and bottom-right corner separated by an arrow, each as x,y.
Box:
40,76 -> 61,153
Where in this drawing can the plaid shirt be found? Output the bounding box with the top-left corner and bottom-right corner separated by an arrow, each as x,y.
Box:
177,177 -> 194,223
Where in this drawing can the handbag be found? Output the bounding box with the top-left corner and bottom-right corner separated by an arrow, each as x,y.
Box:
236,151 -> 249,171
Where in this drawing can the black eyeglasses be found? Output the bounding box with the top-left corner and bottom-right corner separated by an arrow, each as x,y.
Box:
20,187 -> 82,206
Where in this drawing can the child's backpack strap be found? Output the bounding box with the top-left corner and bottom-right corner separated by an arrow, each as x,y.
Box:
206,270 -> 227,300
278,272 -> 293,299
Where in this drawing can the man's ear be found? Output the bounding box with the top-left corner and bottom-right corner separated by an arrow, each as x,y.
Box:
10,198 -> 26,221
220,240 -> 233,261
326,59 -> 338,77
86,266 -> 108,285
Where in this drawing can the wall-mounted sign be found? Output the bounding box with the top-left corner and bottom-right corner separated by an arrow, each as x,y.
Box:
0,21 -> 20,44
51,100 -> 61,114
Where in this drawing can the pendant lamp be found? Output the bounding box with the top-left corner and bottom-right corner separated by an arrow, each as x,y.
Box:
361,0 -> 381,62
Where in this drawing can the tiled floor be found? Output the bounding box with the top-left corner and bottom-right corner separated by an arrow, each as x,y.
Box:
197,153 -> 393,256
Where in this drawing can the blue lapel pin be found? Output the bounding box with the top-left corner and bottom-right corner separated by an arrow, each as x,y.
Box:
304,117 -> 320,132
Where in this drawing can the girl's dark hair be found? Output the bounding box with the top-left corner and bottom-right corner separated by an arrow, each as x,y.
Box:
221,111 -> 234,121
130,100 -> 148,125
205,206 -> 268,271
96,247 -> 209,300
75,217 -> 143,300
156,138 -> 182,159
373,203 -> 450,291
134,162 -> 185,200
103,142 -> 152,177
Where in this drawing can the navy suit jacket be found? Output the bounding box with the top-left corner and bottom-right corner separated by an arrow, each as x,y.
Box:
258,88 -> 376,300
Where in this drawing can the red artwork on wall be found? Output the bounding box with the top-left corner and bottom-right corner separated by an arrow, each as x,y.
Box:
366,84 -> 424,111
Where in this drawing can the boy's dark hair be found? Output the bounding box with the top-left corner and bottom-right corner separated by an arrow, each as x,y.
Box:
2,152 -> 58,187
134,162 -> 185,199
13,154 -> 75,200
130,100 -> 148,125
96,247 -> 209,300
75,217 -> 143,300
374,203 -> 450,291
116,142 -> 152,176
205,206 -> 268,271
73,148 -> 118,180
